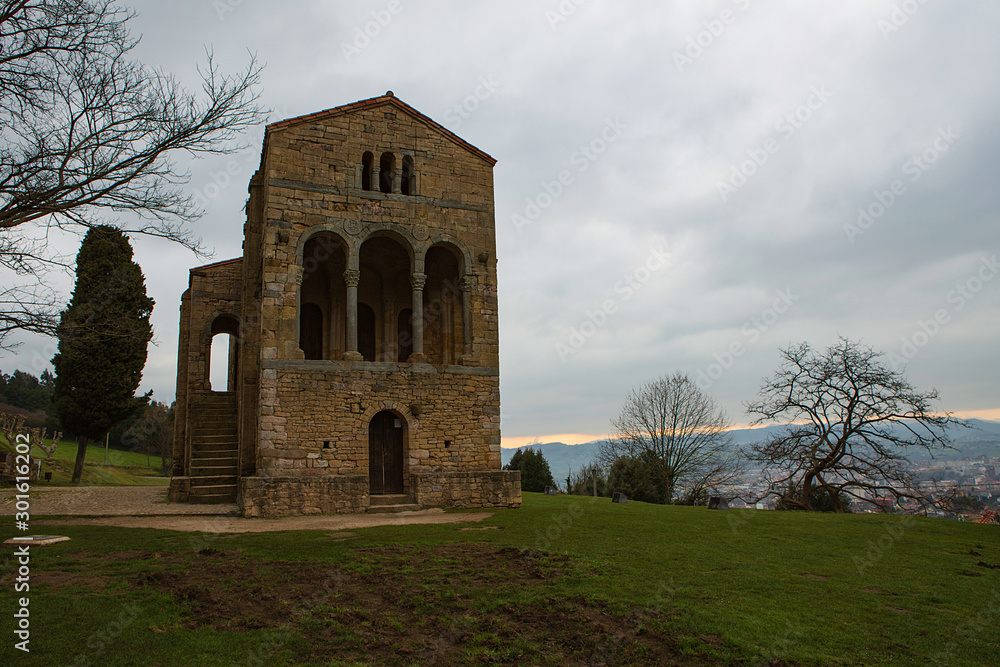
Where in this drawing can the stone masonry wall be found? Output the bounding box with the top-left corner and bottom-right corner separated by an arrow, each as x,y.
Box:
258,362 -> 501,479
171,258 -> 243,481
239,475 -> 369,517
413,471 -> 521,509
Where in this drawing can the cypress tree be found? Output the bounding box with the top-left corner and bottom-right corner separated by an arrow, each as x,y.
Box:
51,226 -> 154,483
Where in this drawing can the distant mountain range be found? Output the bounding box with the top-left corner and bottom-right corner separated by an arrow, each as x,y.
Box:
501,419 -> 1000,487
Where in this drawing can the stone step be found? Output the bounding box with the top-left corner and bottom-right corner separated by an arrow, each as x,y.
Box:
191,432 -> 238,442
190,475 -> 238,487
369,494 -> 412,507
367,503 -> 422,514
187,492 -> 237,504
191,454 -> 238,464
191,441 -> 238,452
189,483 -> 237,500
190,464 -> 238,476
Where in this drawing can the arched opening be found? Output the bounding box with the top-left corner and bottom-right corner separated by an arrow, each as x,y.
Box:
299,302 -> 324,360
207,315 -> 239,392
379,151 -> 395,194
401,155 -> 414,195
424,245 -> 463,365
361,151 -> 374,191
369,410 -> 404,495
358,235 -> 411,362
300,233 -> 347,360
397,308 -> 413,362
358,302 -> 377,362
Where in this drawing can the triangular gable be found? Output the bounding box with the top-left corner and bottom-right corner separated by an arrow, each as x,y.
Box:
266,92 -> 497,166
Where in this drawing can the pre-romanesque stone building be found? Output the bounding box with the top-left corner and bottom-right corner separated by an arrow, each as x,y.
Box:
169,93 -> 521,516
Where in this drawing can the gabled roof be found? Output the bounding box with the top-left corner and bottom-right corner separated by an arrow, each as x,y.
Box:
190,257 -> 242,273
265,92 -> 497,166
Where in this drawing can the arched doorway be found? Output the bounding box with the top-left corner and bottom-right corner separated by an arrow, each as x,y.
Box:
369,411 -> 404,495
208,315 -> 239,391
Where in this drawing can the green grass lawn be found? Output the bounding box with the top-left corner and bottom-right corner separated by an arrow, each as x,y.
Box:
2,493 -> 998,665
1,435 -> 168,486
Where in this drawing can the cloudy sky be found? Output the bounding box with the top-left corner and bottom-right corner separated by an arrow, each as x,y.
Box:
3,0 -> 999,447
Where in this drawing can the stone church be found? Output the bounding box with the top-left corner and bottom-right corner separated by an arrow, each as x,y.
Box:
168,93 -> 521,517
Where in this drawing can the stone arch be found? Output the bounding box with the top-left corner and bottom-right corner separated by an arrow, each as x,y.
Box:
298,231 -> 350,360
358,226 -> 416,267
295,227 -> 354,276
360,401 -> 419,434
415,234 -> 473,275
358,233 -> 412,362
423,245 -> 464,365
203,313 -> 240,391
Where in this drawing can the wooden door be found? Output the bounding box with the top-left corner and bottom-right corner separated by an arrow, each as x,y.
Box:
369,411 -> 404,494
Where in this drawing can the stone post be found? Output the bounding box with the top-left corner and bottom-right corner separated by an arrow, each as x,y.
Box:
342,269 -> 363,361
408,272 -> 428,363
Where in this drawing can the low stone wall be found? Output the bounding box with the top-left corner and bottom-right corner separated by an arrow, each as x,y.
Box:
238,470 -> 520,517
412,470 -> 521,509
239,475 -> 369,517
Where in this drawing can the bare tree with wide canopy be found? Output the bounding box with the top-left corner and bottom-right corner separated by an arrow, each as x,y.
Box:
599,372 -> 742,503
0,0 -> 267,349
745,338 -> 964,512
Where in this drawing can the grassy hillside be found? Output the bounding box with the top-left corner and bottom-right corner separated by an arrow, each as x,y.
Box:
2,494 -> 997,665
1,435 -> 168,485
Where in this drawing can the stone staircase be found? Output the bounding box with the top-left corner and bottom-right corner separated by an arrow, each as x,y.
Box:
188,392 -> 239,503
368,493 -> 421,513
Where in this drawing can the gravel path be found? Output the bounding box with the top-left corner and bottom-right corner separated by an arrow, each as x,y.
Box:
0,485 -> 231,516
1,485 -> 494,533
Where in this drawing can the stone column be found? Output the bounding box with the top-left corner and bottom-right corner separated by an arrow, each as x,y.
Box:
342,269 -> 363,361
408,272 -> 428,363
459,276 -> 475,364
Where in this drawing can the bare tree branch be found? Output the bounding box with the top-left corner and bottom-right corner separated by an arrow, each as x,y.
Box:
600,372 -> 744,502
744,337 -> 967,513
0,0 -> 268,350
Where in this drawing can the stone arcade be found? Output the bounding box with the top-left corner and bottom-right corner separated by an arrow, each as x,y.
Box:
168,93 -> 521,517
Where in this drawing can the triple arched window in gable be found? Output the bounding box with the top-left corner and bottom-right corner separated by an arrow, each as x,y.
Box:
360,151 -> 416,196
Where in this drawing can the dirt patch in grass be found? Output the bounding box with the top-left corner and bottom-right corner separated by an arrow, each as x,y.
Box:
120,542 -> 725,666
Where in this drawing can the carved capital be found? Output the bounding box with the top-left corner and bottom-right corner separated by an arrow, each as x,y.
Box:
460,275 -> 477,293
410,272 -> 427,291
343,269 -> 360,288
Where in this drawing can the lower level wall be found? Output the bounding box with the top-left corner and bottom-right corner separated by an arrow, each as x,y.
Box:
239,475 -> 369,517
413,470 -> 521,509
237,470 -> 521,517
